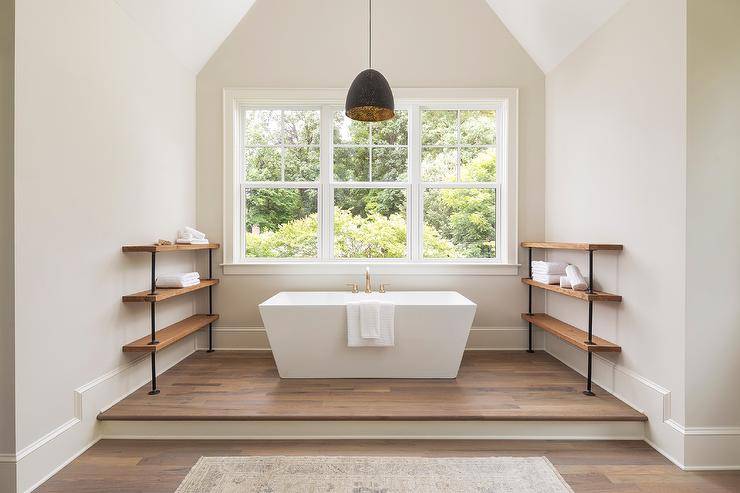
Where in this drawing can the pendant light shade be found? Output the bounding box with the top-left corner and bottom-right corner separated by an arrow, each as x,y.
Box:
345,0 -> 394,122
345,68 -> 394,122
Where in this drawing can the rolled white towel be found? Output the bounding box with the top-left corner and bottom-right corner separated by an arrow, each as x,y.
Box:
560,275 -> 590,289
183,226 -> 206,240
532,273 -> 561,285
565,265 -> 588,291
531,261 -> 568,275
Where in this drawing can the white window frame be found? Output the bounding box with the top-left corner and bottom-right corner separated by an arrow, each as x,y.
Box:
222,88 -> 519,276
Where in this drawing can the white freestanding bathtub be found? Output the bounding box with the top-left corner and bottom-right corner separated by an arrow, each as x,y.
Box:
259,291 -> 476,378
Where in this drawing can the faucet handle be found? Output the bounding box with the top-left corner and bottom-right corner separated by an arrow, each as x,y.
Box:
379,283 -> 390,293
346,282 -> 359,294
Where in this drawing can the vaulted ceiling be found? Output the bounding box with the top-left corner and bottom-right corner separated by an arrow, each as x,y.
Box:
486,0 -> 628,72
116,0 -> 627,74
114,0 -> 256,73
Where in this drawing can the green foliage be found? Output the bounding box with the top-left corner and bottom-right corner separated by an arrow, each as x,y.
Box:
245,208 -> 458,259
242,108 -> 498,259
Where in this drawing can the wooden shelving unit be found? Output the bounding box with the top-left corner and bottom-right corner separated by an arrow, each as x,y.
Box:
122,242 -> 220,395
122,279 -> 219,303
521,279 -> 621,302
521,313 -> 620,352
522,241 -> 622,396
123,314 -> 219,352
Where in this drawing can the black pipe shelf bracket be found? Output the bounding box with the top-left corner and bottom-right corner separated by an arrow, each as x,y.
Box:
521,241 -> 623,397
121,242 -> 221,396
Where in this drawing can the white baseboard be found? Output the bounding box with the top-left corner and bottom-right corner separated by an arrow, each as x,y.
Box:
195,326 -> 546,351
101,419 -> 644,441
543,334 -> 740,470
12,336 -> 198,493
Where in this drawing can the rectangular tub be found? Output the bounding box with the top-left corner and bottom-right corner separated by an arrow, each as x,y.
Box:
259,291 -> 476,378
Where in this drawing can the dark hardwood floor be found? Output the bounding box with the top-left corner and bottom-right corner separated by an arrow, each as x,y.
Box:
37,439 -> 740,492
99,350 -> 646,421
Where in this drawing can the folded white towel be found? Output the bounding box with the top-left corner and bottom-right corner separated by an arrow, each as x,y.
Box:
531,261 -> 569,275
183,226 -> 206,240
156,272 -> 200,288
347,301 -> 395,347
176,238 -> 210,245
157,272 -> 199,282
560,275 -> 590,289
565,265 -> 588,291
156,277 -> 200,288
532,273 -> 561,285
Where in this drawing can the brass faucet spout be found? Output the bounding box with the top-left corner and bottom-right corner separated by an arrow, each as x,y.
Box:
364,267 -> 372,293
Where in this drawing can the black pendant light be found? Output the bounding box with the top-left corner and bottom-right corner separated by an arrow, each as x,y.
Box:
345,0 -> 395,122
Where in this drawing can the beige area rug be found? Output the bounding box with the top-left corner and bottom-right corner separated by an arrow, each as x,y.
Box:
176,456 -> 573,492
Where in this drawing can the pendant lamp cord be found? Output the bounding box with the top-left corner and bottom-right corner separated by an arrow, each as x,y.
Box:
368,0 -> 372,68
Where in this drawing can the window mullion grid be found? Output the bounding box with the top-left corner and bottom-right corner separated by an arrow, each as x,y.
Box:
456,110 -> 461,182
410,105 -> 421,261
320,105 -> 333,261
279,110 -> 285,181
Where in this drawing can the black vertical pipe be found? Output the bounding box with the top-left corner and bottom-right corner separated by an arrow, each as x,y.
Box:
207,249 -> 214,353
587,301 -> 594,344
148,302 -> 159,345
527,247 -> 534,353
150,252 -> 156,294
583,352 -> 595,396
148,353 -> 160,395
588,249 -> 594,293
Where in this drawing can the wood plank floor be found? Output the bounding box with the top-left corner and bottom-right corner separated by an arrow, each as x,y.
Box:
99,351 -> 646,421
37,439 -> 740,493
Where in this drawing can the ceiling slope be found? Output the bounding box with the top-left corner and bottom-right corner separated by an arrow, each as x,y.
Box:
115,0 -> 627,75
486,0 -> 628,73
114,0 -> 256,73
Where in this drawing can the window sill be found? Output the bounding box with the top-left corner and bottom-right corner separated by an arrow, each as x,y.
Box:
221,262 -> 521,276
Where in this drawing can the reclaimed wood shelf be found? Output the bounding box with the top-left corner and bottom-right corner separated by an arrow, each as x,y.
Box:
521,278 -> 622,302
522,239 -> 623,396
122,279 -> 219,303
522,313 -> 620,352
122,243 -> 220,253
123,314 -> 219,353
122,240 -> 219,395
521,241 -> 623,251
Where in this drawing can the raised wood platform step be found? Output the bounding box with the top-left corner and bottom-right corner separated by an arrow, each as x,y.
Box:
521,241 -> 623,251
122,279 -> 219,303
123,314 -> 219,353
522,278 -> 622,302
522,313 -> 621,352
98,351 -> 644,422
122,243 -> 220,253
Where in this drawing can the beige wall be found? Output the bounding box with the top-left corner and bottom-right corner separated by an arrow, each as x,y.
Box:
0,0 -> 15,490
686,0 -> 740,428
13,0 -> 196,489
545,0 -> 687,460
196,0 -> 545,346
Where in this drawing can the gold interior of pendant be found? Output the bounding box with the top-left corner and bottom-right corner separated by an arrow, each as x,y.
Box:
346,106 -> 395,122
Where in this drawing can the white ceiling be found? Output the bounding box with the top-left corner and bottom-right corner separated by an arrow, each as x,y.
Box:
115,0 -> 627,75
486,0 -> 628,73
114,0 -> 256,73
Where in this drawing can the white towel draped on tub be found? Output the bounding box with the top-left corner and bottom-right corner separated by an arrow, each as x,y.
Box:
347,301 -> 395,347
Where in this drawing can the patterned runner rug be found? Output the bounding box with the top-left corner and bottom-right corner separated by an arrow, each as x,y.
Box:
176,455 -> 573,492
